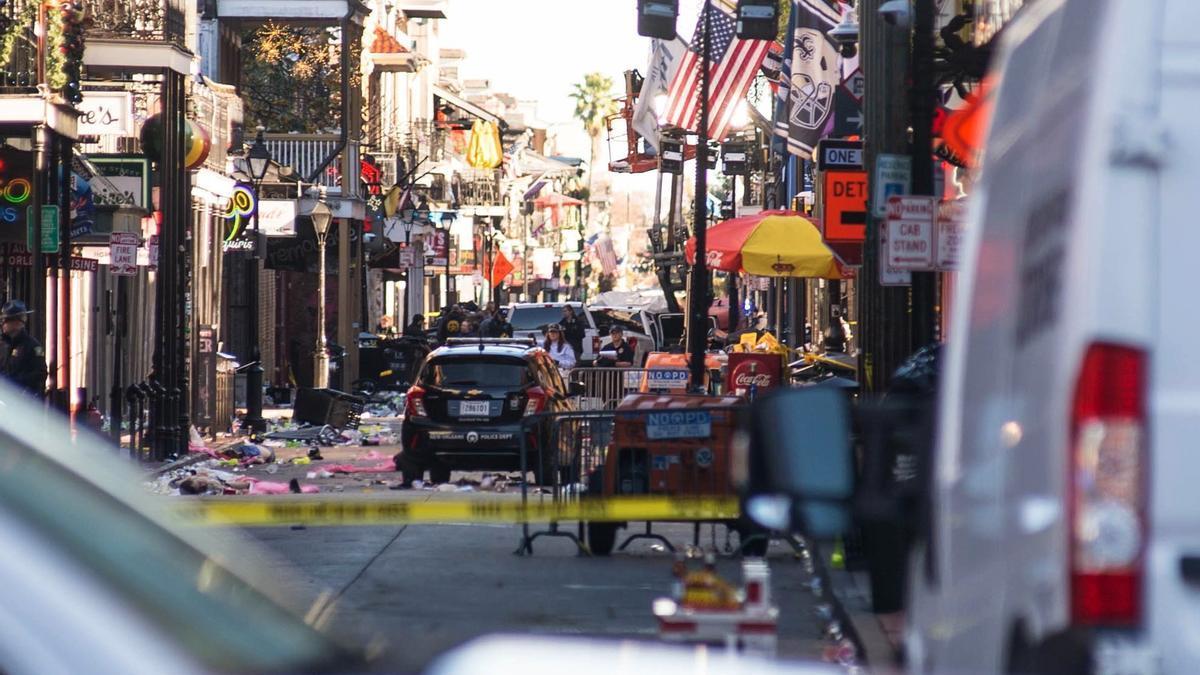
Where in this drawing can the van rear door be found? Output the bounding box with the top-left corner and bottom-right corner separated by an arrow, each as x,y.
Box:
1149,3 -> 1200,670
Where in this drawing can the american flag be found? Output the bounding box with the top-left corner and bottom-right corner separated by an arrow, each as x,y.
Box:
663,0 -> 772,141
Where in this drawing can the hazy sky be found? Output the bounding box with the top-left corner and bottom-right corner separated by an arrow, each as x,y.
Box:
439,0 -> 704,160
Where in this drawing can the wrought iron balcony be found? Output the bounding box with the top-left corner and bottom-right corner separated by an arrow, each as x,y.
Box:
87,0 -> 186,43
263,133 -> 342,189
0,0 -> 42,94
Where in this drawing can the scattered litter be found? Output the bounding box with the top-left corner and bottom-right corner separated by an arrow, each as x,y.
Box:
305,470 -> 336,480
291,456 -> 311,465
321,461 -> 395,474
411,480 -> 425,489
436,483 -> 457,492
456,485 -> 475,492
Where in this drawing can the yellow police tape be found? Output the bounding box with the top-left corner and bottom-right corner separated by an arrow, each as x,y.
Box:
173,495 -> 742,527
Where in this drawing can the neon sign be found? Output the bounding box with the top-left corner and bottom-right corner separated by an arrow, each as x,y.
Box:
223,183 -> 257,252
0,149 -> 33,226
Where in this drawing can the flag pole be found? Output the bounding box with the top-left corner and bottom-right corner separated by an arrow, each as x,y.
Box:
688,0 -> 712,392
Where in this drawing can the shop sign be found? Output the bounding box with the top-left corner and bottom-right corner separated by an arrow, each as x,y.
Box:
258,199 -> 297,237
936,199 -> 967,270
78,92 -> 133,136
2,244 -> 99,272
222,183 -> 257,253
822,170 -> 868,242
872,154 -> 911,217
110,232 -> 139,276
89,156 -> 151,209
0,147 -> 33,230
885,196 -> 936,270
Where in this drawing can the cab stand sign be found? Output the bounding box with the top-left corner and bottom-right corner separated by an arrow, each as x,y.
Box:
885,196 -> 936,270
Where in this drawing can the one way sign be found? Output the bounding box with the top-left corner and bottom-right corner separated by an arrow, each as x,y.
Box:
833,87 -> 863,137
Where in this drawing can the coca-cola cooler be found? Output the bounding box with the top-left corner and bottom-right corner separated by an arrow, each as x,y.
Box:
725,352 -> 783,398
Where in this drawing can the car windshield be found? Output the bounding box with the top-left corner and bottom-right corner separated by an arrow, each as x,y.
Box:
508,306 -> 579,330
0,390 -> 347,672
422,358 -> 529,388
591,308 -> 644,335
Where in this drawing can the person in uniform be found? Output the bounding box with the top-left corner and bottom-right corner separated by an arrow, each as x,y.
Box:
0,301 -> 46,397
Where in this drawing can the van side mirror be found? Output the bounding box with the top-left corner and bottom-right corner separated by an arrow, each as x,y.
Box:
736,388 -> 854,537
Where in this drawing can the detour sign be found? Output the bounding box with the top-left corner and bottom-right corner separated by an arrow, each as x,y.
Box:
821,170 -> 868,242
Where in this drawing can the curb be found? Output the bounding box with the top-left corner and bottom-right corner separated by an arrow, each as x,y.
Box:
828,567 -> 902,672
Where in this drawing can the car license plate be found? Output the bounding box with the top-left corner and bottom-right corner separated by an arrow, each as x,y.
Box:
459,401 -> 491,417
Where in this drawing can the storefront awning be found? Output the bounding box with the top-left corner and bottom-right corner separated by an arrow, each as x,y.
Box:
433,86 -> 502,128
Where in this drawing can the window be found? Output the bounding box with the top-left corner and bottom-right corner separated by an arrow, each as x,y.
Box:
422,358 -> 529,388
591,308 -> 645,335
508,305 -> 579,330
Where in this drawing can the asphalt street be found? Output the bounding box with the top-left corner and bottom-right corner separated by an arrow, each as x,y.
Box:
194,431 -> 834,671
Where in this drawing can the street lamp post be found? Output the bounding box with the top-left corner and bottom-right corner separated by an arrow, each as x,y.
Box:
243,129 -> 271,434
440,211 -> 456,306
310,197 -> 334,389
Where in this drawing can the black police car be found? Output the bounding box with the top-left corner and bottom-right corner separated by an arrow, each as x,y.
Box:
396,338 -> 582,485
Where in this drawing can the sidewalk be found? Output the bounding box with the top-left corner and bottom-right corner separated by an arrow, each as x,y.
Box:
829,566 -> 904,673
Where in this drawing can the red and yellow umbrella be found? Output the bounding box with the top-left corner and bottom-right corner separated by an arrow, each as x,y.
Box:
685,210 -> 845,279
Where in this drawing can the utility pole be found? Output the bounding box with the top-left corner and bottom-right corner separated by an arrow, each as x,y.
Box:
687,0 -> 712,391
858,0 -> 912,394
909,0 -> 938,348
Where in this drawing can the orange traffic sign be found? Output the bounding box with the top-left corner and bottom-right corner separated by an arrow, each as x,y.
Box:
822,170 -> 868,242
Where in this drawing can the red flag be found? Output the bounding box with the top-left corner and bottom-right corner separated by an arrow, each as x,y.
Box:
490,250 -> 514,287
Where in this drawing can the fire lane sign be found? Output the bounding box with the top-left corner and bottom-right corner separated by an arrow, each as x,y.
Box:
885,196 -> 936,270
110,232 -> 139,276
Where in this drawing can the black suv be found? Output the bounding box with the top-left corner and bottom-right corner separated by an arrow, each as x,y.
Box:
395,339 -> 581,484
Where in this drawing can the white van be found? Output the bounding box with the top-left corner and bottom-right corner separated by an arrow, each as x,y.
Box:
904,0 -> 1195,672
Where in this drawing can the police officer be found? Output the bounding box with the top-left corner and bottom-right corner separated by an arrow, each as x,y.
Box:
0,301 -> 46,397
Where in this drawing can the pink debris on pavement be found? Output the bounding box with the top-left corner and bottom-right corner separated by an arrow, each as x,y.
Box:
321,460 -> 396,474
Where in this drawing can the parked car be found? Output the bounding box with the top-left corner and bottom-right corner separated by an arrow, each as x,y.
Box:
588,305 -> 655,366
0,381 -> 356,674
504,302 -> 601,365
749,1 -> 1194,672
397,338 -> 583,485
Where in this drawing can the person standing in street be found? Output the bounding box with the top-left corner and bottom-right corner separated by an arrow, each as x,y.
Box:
561,304 -> 585,359
596,325 -> 635,367
543,324 -> 576,372
0,301 -> 46,398
404,314 -> 426,337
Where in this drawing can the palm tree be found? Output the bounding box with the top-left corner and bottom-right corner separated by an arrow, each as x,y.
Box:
569,72 -> 618,224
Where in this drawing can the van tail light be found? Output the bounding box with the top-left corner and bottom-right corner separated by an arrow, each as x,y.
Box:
524,386 -> 547,416
1069,343 -> 1146,627
405,385 -> 428,419
592,336 -> 602,354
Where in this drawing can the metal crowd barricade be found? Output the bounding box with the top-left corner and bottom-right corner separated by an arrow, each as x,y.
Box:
568,366 -> 646,410
516,409 -> 616,555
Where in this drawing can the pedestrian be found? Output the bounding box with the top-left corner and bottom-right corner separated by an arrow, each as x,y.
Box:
561,304 -> 585,358
376,314 -> 396,337
479,302 -> 503,338
543,324 -> 576,371
404,314 -> 426,337
596,325 -> 635,367
436,304 -> 464,344
0,300 -> 46,398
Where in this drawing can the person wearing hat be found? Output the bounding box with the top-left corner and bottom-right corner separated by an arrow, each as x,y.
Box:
403,314 -> 426,337
596,325 -> 635,367
0,300 -> 46,397
542,324 -> 576,371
